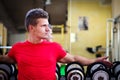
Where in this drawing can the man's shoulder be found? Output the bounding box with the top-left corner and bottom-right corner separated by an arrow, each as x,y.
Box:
12,41 -> 27,47
49,42 -> 61,45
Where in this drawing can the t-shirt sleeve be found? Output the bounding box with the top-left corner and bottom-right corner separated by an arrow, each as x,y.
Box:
7,44 -> 16,61
54,42 -> 67,61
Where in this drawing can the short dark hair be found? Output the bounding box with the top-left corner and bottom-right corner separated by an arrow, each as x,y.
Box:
25,8 -> 49,31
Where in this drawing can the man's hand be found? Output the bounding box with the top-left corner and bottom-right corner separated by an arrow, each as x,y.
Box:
95,56 -> 113,68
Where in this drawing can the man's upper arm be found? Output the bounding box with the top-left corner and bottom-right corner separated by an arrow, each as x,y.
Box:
58,53 -> 75,63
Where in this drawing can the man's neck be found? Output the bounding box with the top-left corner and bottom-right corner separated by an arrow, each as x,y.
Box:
27,36 -> 43,44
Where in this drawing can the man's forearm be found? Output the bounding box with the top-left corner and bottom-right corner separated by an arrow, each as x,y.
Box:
74,55 -> 95,66
0,55 -> 7,62
74,56 -> 109,66
0,55 -> 15,63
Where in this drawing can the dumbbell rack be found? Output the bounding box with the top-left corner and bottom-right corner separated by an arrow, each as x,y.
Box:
56,61 -> 120,80
59,76 -> 116,80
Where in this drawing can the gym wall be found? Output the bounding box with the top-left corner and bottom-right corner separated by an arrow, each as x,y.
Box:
9,33 -> 26,45
52,25 -> 70,52
112,0 -> 120,17
67,0 -> 112,58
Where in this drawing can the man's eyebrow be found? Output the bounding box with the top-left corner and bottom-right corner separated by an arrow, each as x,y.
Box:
41,24 -> 48,26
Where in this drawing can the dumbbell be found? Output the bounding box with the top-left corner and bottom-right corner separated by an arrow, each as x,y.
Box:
10,64 -> 17,80
86,62 -> 110,80
111,61 -> 120,80
56,63 -> 60,80
65,62 -> 85,80
0,62 -> 17,80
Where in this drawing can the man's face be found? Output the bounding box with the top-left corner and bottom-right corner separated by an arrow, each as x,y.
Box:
29,18 -> 50,39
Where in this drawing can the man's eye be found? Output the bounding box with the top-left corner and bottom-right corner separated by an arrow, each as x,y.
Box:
41,25 -> 46,27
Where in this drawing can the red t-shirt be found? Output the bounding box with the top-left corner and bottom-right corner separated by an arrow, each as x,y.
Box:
8,41 -> 66,80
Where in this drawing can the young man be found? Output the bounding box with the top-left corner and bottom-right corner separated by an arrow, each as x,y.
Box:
0,8 -> 112,80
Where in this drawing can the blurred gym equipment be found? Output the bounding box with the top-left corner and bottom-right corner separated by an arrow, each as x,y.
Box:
56,64 -> 60,80
0,46 -> 12,49
0,62 -> 17,80
86,45 -> 102,54
111,61 -> 120,80
86,62 -> 110,80
106,15 -> 120,62
65,62 -> 85,80
0,46 -> 11,55
86,45 -> 106,58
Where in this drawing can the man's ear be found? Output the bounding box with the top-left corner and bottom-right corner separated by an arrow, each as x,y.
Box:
28,25 -> 34,31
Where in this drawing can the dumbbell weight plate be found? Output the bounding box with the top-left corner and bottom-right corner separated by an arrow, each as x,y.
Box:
10,64 -> 16,75
0,63 -> 17,80
0,64 -> 11,75
90,63 -> 106,74
110,61 -> 120,79
10,76 -> 17,80
65,62 -> 84,72
55,71 -> 59,80
116,71 -> 120,80
66,68 -> 85,80
86,62 -> 107,76
56,64 -> 60,80
114,64 -> 120,75
56,64 -> 59,73
92,69 -> 110,80
112,61 -> 120,76
0,69 -> 9,80
0,62 -> 16,76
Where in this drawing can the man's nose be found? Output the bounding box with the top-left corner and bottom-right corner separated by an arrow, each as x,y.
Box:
46,25 -> 50,32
